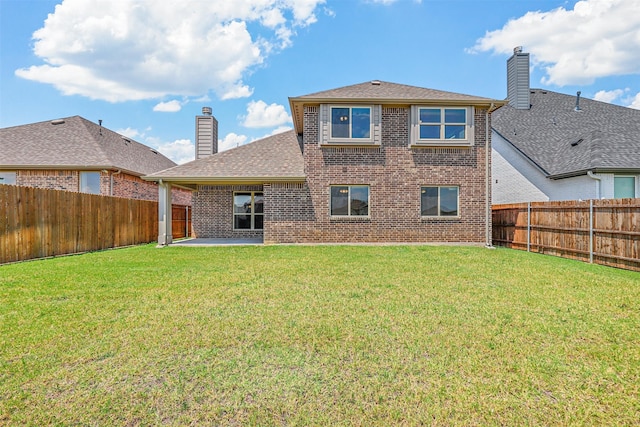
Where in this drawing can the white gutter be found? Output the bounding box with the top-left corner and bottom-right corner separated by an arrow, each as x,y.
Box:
587,170 -> 601,199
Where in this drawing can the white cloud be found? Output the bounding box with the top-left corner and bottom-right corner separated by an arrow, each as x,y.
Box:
16,0 -> 326,102
219,132 -> 248,152
593,89 -> 627,104
468,0 -> 640,86
153,100 -> 182,112
629,93 -> 640,110
242,100 -> 292,128
116,127 -> 141,139
155,139 -> 195,164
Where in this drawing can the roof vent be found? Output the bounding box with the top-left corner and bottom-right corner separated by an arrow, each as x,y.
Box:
575,91 -> 582,112
202,106 -> 212,115
571,138 -> 584,147
51,119 -> 65,125
121,136 -> 131,143
150,148 -> 159,154
371,80 -> 381,85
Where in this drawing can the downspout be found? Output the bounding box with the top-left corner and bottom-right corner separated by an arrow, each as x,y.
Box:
485,105 -> 494,248
587,170 -> 601,199
110,169 -> 121,196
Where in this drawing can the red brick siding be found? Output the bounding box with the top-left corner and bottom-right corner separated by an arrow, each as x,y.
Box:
12,169 -> 192,206
193,185 -> 263,238
264,106 -> 491,244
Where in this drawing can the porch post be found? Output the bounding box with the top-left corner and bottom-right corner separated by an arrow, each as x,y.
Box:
158,181 -> 173,246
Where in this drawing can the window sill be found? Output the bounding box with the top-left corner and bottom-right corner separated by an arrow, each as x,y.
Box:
421,216 -> 461,221
410,142 -> 472,148
321,142 -> 380,148
330,215 -> 371,221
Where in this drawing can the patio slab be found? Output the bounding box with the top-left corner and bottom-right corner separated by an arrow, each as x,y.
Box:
169,238 -> 263,246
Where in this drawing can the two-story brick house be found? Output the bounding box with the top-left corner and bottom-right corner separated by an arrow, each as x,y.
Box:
145,81 -> 504,245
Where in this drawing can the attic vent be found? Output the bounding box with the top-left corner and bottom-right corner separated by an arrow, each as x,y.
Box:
51,119 -> 65,125
150,148 -> 159,154
371,80 -> 381,85
121,136 -> 131,143
571,138 -> 584,147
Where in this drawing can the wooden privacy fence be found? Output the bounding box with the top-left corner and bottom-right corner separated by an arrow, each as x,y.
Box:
0,185 -> 192,264
493,199 -> 640,271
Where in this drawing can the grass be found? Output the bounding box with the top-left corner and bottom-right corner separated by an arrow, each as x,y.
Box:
1,244 -> 639,426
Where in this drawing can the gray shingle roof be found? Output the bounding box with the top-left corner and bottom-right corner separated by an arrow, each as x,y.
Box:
289,80 -> 505,133
144,130 -> 305,184
492,89 -> 640,177
0,116 -> 177,176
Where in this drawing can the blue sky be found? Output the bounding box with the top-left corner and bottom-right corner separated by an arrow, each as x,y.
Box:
1,0 -> 639,164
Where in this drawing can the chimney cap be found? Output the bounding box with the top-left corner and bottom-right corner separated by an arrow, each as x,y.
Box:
513,46 -> 523,54
202,106 -> 212,116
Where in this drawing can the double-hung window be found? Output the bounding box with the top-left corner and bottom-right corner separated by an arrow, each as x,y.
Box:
330,185 -> 369,217
421,186 -> 459,217
233,192 -> 264,230
411,106 -> 472,145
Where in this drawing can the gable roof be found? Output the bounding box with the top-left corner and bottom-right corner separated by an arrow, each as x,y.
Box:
144,130 -> 305,186
492,89 -> 640,178
289,80 -> 505,133
0,116 -> 176,176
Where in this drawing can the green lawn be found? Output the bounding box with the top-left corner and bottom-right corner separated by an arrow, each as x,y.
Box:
1,244 -> 639,426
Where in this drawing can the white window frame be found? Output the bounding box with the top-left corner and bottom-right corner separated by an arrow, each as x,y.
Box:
233,191 -> 264,230
410,106 -> 474,146
421,186 -> 460,218
613,175 -> 637,199
80,171 -> 101,194
330,185 -> 370,217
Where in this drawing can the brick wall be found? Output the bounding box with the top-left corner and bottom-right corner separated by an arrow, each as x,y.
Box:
264,105 -> 491,244
13,169 -> 192,206
193,185 -> 263,238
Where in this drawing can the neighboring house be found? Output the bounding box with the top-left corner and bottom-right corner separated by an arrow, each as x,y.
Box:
145,81 -> 504,245
0,116 -> 191,205
492,48 -> 640,204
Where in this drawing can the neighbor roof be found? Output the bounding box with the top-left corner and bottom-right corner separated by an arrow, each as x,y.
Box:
492,89 -> 640,178
0,116 -> 177,176
289,80 -> 505,133
144,130 -> 305,186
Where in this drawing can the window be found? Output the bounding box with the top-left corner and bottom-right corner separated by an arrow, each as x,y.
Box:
411,106 -> 472,145
331,106 -> 371,140
0,171 -> 16,185
330,185 -> 369,217
421,186 -> 459,217
614,176 -> 636,199
233,192 -> 264,230
320,105 -> 381,145
80,171 -> 101,194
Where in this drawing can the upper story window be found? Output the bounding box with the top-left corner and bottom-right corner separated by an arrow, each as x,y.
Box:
331,107 -> 371,139
80,171 -> 101,194
320,105 -> 381,145
411,106 -> 473,146
0,171 -> 17,185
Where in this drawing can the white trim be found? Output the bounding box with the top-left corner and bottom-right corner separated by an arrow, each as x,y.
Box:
321,105 -> 381,145
410,106 -> 474,147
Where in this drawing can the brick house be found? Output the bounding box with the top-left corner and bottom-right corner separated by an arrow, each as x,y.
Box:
0,116 -> 191,205
145,81 -> 504,245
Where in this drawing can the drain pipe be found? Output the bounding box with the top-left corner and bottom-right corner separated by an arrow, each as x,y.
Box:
587,170 -> 601,199
110,169 -> 121,196
485,105 -> 494,248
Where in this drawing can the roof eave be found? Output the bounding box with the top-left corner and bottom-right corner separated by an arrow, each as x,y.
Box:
143,175 -> 307,185
0,164 -> 144,177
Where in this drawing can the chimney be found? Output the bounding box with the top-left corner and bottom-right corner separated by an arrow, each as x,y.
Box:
507,46 -> 530,110
195,107 -> 218,159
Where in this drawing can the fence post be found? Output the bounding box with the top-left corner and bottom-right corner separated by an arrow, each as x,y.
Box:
527,202 -> 531,252
589,199 -> 594,264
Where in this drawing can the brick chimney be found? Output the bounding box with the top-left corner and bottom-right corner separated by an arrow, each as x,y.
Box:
507,46 -> 530,110
195,107 -> 218,159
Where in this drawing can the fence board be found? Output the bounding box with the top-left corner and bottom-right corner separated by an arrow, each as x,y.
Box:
1,184 -> 191,264
493,199 -> 640,272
